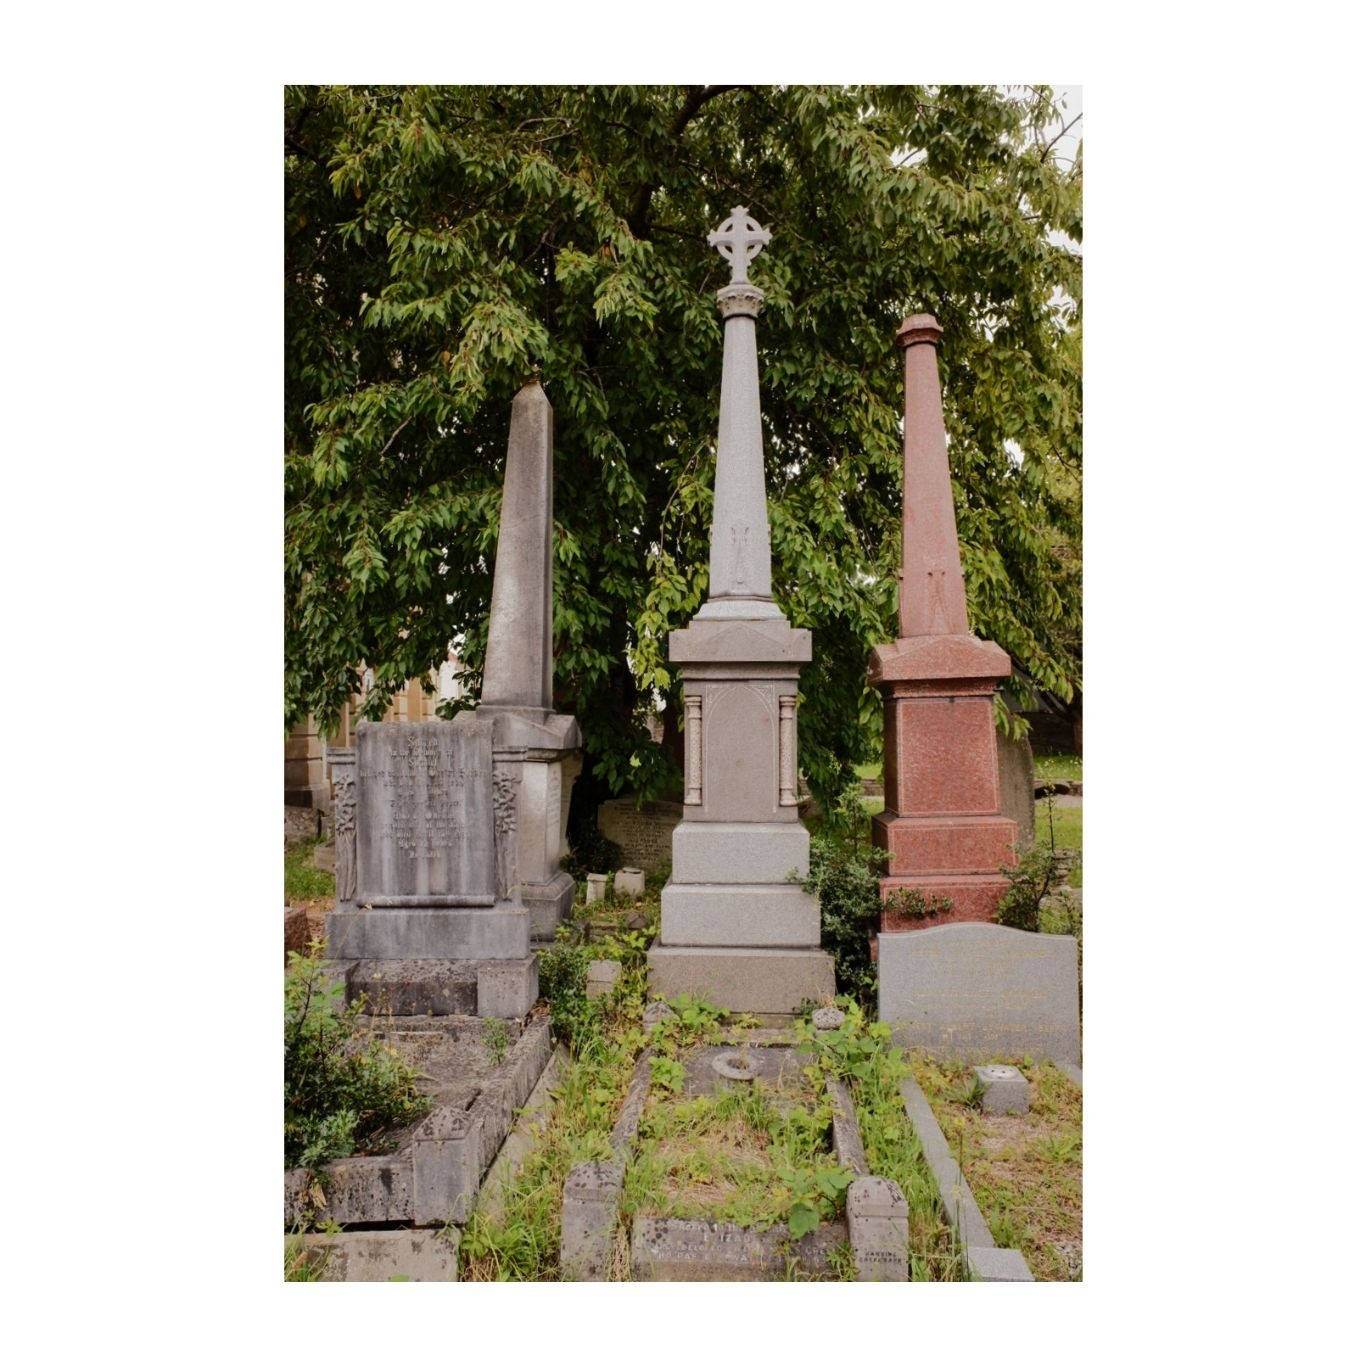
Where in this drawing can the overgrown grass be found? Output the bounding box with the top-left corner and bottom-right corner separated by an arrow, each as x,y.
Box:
796,1003 -> 967,1280
624,1071 -> 846,1238
909,1053 -> 1082,1280
285,838 -> 334,905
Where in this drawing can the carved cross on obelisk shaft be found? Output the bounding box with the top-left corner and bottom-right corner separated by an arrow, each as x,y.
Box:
707,206 -> 771,285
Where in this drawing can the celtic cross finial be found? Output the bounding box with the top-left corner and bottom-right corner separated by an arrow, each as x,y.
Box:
707,206 -> 771,285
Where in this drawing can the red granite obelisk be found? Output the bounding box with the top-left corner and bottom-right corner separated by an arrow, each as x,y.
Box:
870,315 -> 1018,930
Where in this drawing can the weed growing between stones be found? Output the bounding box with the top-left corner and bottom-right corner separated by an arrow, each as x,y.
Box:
459,918 -> 653,1280
482,1016 -> 510,1066
284,946 -> 430,1172
794,1000 -> 966,1281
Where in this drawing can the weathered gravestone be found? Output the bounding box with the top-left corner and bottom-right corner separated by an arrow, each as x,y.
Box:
877,922 -> 1080,1065
869,316 -> 1018,928
646,209 -> 834,1019
326,379 -> 580,1016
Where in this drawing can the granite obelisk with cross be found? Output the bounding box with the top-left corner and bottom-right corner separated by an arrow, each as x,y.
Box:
647,209 -> 835,1018
870,315 -> 1018,930
326,379 -> 579,1018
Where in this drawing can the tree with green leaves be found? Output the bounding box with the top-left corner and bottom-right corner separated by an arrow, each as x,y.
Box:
285,84 -> 1081,815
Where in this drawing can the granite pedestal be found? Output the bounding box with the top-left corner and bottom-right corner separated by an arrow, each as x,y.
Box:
870,316 -> 1018,931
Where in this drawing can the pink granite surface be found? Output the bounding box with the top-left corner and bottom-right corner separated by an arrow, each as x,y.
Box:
872,315 -> 1018,933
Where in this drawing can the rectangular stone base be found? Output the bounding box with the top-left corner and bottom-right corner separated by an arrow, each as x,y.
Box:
326,906 -> 530,960
521,871 -> 577,942
660,883 -> 819,947
873,812 -> 1019,874
878,873 -> 1011,931
647,943 -> 835,1018
671,822 -> 810,883
335,956 -> 539,1018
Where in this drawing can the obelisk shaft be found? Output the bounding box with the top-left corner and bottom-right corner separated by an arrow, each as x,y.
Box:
482,379 -> 554,708
897,315 -> 970,639
705,296 -> 775,609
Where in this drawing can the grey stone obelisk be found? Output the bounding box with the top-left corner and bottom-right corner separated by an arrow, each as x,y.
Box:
478,379 -> 582,941
647,208 -> 835,1020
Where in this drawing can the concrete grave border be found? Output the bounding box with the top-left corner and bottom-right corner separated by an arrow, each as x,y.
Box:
562,1031 -> 910,1282
285,1012 -> 553,1235
896,1064 -> 1086,1281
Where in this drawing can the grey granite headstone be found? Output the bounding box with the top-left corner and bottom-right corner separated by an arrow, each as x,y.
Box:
356,717 -> 496,907
878,922 -> 1079,1065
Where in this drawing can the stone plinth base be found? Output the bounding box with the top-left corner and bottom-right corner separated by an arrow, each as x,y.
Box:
522,870 -> 577,942
660,884 -> 819,947
878,872 -> 1011,931
647,943 -> 834,1020
333,956 -> 538,1019
874,812 -> 1018,873
671,821 -> 810,883
326,905 -> 529,960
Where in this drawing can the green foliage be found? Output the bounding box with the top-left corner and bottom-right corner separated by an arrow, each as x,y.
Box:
286,85 -> 1082,815
482,1016 -> 510,1066
561,823 -> 623,883
995,843 -> 1075,933
883,886 -> 954,923
802,831 -> 884,1007
536,932 -> 596,1054
648,1054 -> 686,1094
1034,752 -> 1081,783
779,1163 -> 855,1239
795,997 -> 892,1085
284,951 -> 430,1171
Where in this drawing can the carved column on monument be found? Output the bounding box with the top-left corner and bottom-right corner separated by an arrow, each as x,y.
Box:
647,208 -> 835,1020
870,315 -> 1019,930
329,748 -> 358,910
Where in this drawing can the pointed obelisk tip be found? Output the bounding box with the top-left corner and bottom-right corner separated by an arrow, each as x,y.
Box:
514,374 -> 549,408
896,314 -> 943,348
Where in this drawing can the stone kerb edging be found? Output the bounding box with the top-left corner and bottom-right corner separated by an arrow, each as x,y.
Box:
285,1013 -> 553,1232
897,1072 -> 1034,1282
562,1033 -> 910,1282
560,1047 -> 654,1280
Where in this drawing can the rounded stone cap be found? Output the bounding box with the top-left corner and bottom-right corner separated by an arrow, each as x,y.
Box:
896,313 -> 943,349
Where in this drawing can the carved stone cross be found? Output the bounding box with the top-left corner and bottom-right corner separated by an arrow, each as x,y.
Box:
707,206 -> 771,284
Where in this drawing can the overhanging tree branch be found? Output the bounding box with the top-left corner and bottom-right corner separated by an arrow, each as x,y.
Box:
626,85 -> 743,239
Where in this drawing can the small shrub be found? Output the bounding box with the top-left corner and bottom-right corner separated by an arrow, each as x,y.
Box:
994,845 -> 1068,933
537,931 -> 598,1053
883,886 -> 953,923
802,836 -> 884,1007
284,949 -> 429,1171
